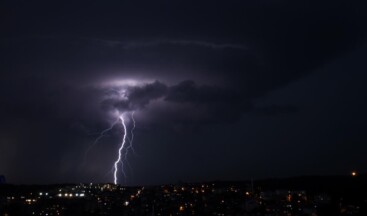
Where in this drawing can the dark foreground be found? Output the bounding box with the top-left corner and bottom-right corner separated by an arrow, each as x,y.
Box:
1,174 -> 366,215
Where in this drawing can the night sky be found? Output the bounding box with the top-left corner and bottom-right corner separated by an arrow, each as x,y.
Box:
1,1 -> 367,185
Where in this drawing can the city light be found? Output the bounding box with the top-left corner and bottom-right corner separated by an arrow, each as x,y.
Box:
2,181 -> 365,215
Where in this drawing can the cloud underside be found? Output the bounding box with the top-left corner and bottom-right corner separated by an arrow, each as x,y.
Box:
101,80 -> 254,124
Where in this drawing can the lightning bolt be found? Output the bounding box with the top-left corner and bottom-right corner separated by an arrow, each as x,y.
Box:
125,111 -> 137,157
120,112 -> 137,182
130,111 -> 136,150
113,115 -> 128,185
84,112 -> 137,185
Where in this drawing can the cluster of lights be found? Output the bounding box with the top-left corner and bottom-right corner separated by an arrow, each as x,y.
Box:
39,192 -> 49,196
57,193 -> 85,198
25,199 -> 37,204
7,182 -> 360,216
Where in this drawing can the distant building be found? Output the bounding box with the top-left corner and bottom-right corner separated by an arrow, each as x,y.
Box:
0,175 -> 6,184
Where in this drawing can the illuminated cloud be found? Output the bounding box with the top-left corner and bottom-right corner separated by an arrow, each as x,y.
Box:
101,81 -> 168,113
100,79 -> 250,124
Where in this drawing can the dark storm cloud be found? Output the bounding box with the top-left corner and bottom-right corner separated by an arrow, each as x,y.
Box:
165,80 -> 236,104
164,80 -> 252,124
128,81 -> 168,107
167,80 -> 249,112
